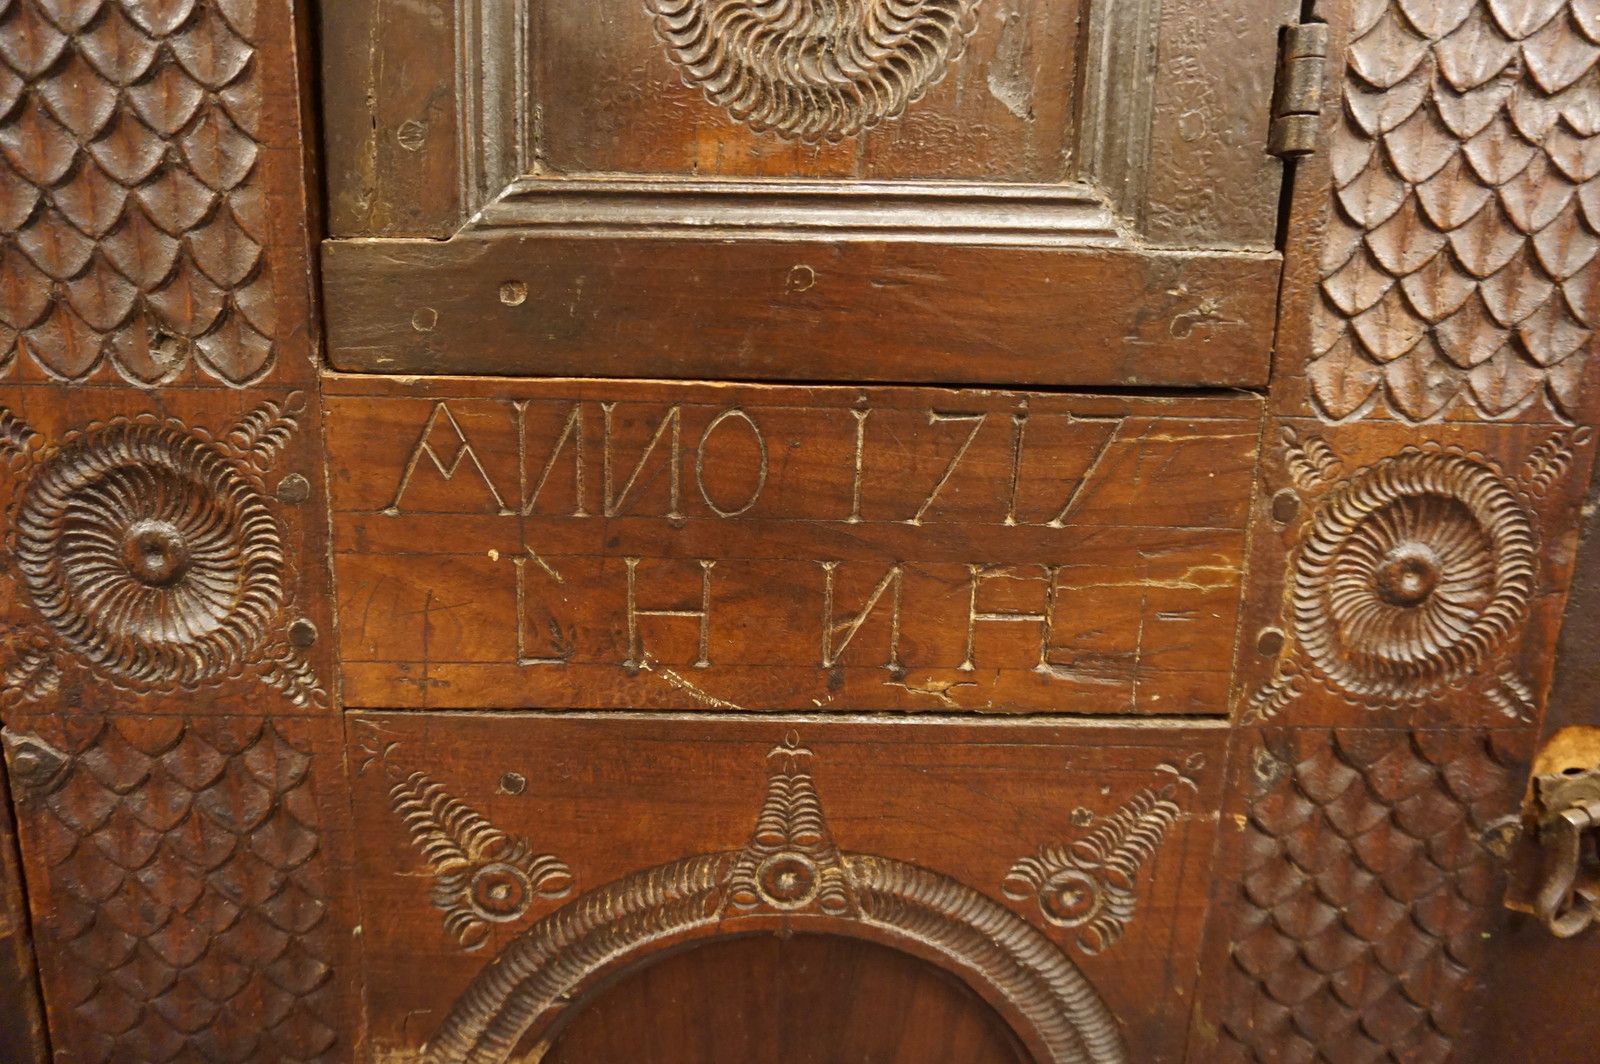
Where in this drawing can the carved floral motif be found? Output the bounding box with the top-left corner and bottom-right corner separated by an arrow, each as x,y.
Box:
1002,756 -> 1200,955
644,0 -> 981,142
0,0 -> 276,385
1312,0 -> 1600,421
0,400 -> 320,705
423,734 -> 1128,1064
1250,441 -> 1550,721
1295,448 -> 1534,699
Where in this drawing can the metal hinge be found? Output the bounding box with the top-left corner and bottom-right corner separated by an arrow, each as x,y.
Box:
1268,21 -> 1329,157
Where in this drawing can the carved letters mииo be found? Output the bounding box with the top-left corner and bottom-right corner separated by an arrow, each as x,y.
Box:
326,381 -> 1261,713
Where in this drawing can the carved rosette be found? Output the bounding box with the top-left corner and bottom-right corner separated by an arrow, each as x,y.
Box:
421,736 -> 1128,1064
644,0 -> 982,142
1294,448 -> 1534,701
0,401 -> 320,705
1251,442 -> 1548,720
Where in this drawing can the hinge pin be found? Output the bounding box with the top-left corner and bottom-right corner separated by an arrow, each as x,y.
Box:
1269,22 -> 1329,157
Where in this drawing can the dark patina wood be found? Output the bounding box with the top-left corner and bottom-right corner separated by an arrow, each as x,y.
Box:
317,0 -> 1292,385
0,756 -> 46,1064
0,2 -> 354,1062
0,1 -> 1598,1062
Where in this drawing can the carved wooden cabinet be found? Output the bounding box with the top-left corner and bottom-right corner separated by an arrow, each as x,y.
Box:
1,1 -> 1598,1062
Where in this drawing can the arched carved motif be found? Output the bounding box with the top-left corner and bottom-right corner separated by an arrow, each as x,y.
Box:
422,736 -> 1127,1064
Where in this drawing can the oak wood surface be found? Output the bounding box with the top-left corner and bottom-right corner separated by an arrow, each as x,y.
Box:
0,756 -> 46,1064
3,2 -> 1600,1063
322,239 -> 1280,388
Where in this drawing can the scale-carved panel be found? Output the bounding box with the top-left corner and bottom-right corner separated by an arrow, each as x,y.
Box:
325,378 -> 1261,713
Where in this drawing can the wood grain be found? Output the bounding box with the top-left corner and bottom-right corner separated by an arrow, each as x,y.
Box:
540,933 -> 1031,1064
0,755 -> 46,1064
325,378 -> 1261,712
322,239 -> 1279,388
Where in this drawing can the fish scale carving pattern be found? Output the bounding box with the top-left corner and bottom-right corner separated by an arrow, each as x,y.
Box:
0,0 -> 276,386
1313,0 -> 1600,421
6,716 -> 336,1064
1218,728 -> 1521,1064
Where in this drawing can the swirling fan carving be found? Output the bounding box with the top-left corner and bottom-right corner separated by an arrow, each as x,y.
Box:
645,0 -> 982,141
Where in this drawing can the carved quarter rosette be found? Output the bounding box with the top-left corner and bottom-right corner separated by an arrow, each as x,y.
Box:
0,398 -> 322,705
645,0 -> 982,142
1250,439 -> 1556,722
360,732 -> 574,951
1003,756 -> 1199,955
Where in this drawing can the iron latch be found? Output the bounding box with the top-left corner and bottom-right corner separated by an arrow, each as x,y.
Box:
1531,763 -> 1600,937
1268,21 -> 1329,157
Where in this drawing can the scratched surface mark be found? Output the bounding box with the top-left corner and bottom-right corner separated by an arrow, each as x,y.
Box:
323,379 -> 1261,714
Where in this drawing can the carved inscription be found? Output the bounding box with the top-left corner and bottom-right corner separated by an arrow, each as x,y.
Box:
644,0 -> 982,142
326,381 -> 1261,713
